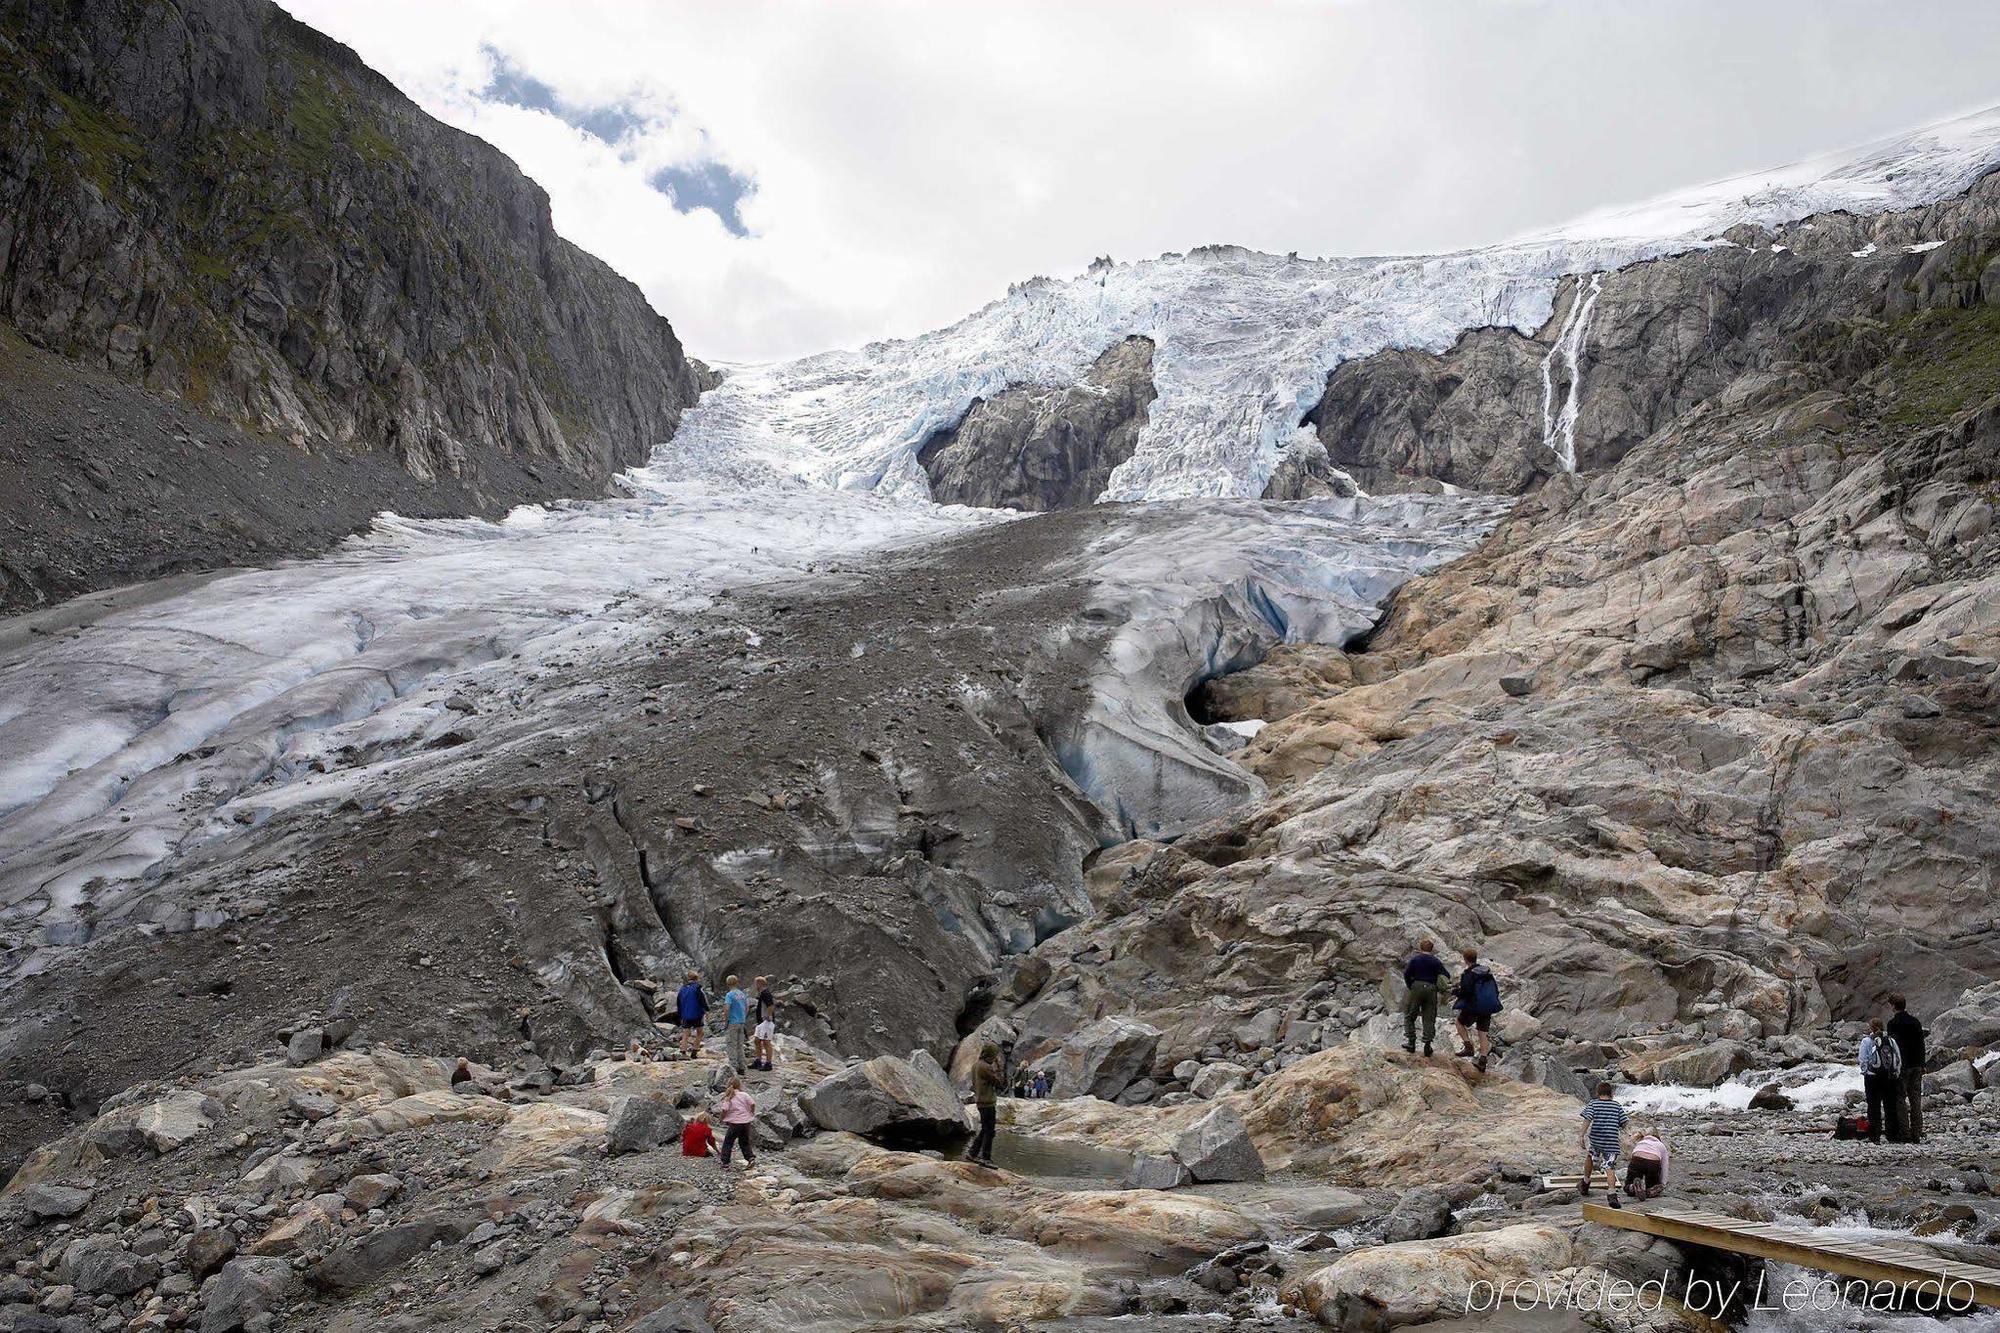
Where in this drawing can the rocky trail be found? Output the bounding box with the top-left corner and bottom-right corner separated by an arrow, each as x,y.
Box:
5,2 -> 2000,1326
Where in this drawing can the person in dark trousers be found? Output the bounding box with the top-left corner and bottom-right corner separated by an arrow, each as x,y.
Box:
675,970 -> 709,1060
968,1043 -> 1003,1167
1453,947 -> 1501,1073
1403,938 -> 1450,1056
714,1077 -> 758,1169
1859,1018 -> 1904,1144
752,975 -> 777,1071
1887,995 -> 1926,1143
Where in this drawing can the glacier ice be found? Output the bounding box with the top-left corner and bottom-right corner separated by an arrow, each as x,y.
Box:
4,104 -> 2000,972
657,104 -> 2000,503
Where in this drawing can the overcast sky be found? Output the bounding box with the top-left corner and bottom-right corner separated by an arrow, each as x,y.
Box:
280,0 -> 2000,365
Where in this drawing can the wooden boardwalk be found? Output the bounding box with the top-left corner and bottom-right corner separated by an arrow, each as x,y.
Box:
1582,1202 -> 2000,1310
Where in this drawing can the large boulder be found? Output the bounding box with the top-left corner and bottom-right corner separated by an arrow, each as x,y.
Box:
1172,1104 -> 1265,1183
1043,1017 -> 1161,1100
1379,1186 -> 1454,1243
1283,1224 -> 1576,1328
201,1256 -> 301,1333
1236,1046 -> 1579,1184
1626,1040 -> 1755,1087
800,1051 -> 967,1142
1933,983 -> 2000,1055
606,1095 -> 685,1155
62,1236 -> 159,1296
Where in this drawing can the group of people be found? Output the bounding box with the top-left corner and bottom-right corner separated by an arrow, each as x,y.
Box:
1858,994 -> 1927,1144
665,970 -> 780,1074
1402,940 -> 1504,1072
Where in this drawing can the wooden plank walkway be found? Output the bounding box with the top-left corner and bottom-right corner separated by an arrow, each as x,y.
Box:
1582,1202 -> 2000,1310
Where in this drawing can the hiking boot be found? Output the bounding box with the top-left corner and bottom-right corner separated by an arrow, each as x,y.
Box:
1578,1181 -> 1590,1198
1422,1043 -> 1433,1056
1455,1046 -> 1475,1058
1403,1041 -> 1416,1054
1609,1194 -> 1623,1210
1474,1055 -> 1487,1073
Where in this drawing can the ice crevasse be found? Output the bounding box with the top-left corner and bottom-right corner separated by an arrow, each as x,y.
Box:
645,104 -> 2000,504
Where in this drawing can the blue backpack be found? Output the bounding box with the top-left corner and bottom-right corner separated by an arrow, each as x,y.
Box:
1470,969 -> 1502,1017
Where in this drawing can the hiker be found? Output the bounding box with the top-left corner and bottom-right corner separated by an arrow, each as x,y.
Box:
1887,994 -> 1926,1143
675,970 -> 708,1059
1403,937 -> 1450,1056
999,1039 -> 1017,1093
1860,1018 -> 1905,1144
681,1111 -> 717,1158
1453,947 -> 1502,1073
753,975 -> 777,1071
968,1042 -> 1003,1167
1625,1127 -> 1669,1199
715,1077 -> 758,1168
722,974 -> 749,1074
1032,1070 -> 1051,1099
1579,1080 -> 1629,1200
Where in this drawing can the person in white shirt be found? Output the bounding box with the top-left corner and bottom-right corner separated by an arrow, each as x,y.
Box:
1625,1129 -> 1669,1198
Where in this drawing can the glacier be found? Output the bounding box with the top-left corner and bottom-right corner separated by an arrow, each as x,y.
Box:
654,103 -> 2000,502
4,104 -> 2000,973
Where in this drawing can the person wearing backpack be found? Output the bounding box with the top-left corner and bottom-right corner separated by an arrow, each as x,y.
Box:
1859,1018 -> 1904,1144
1453,947 -> 1501,1073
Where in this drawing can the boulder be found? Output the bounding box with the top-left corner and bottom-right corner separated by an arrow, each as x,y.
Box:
184,1230 -> 237,1280
200,1256 -> 300,1333
1124,1155 -> 1193,1190
1380,1186 -> 1454,1243
1933,983 -> 2000,1054
1232,1007 -> 1286,1051
63,1236 -> 160,1296
1284,1224 -> 1576,1329
606,1095 -> 685,1155
1652,1040 -> 1756,1087
6,1183 -> 92,1221
1046,1017 -> 1161,1100
286,1027 -> 325,1066
342,1173 -> 402,1210
800,1052 -> 967,1141
1189,1063 -> 1250,1099
85,1090 -> 220,1157
1926,1061 -> 1980,1096
1172,1104 -> 1265,1183
310,1217 -> 476,1293
1749,1084 -> 1795,1112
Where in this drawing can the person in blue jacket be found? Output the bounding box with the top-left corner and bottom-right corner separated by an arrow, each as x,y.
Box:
675,970 -> 709,1060
1452,947 -> 1502,1073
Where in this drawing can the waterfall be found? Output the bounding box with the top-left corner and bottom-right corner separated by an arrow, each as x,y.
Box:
1539,271 -> 1605,472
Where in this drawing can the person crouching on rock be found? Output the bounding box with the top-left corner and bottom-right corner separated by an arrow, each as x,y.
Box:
1579,1081 -> 1629,1202
1403,937 -> 1450,1056
1452,947 -> 1501,1072
715,1078 -> 758,1169
968,1043 -> 1003,1168
675,970 -> 709,1061
1624,1126 -> 1668,1199
682,1111 -> 717,1158
753,975 -> 777,1071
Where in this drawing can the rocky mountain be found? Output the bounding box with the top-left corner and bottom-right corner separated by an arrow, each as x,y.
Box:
0,0 -> 709,608
3,58 -> 2000,1332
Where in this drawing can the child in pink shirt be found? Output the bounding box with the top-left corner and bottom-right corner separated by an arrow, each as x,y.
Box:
715,1078 -> 757,1168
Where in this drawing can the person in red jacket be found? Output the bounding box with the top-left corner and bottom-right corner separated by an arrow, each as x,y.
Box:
681,1112 -> 717,1158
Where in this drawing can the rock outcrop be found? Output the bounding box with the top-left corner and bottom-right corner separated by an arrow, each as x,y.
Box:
919,336 -> 1155,510
0,0 -> 709,609
1299,171 -> 2000,494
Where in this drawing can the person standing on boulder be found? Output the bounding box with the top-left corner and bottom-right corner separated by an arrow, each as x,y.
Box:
968,1042 -> 1003,1168
753,975 -> 777,1072
722,974 -> 750,1074
1860,1018 -> 1904,1144
1887,994 -> 1926,1143
675,970 -> 709,1060
714,1077 -> 758,1168
1403,938 -> 1450,1056
1453,948 -> 1501,1073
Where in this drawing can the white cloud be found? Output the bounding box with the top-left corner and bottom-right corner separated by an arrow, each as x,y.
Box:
279,0 -> 2000,363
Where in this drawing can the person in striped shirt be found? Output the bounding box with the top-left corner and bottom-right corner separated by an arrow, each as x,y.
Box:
1579,1081 -> 1629,1200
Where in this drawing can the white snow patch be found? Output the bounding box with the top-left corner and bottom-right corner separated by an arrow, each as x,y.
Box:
1906,239 -> 1948,253
1851,241 -> 1880,258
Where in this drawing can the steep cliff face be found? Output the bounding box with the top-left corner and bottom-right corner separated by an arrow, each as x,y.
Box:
1299,170 -> 2000,495
0,0 -> 707,498
917,336 -> 1157,511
